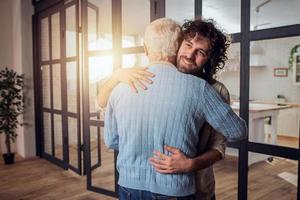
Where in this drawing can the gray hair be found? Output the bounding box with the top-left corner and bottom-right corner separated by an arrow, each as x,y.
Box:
144,18 -> 182,59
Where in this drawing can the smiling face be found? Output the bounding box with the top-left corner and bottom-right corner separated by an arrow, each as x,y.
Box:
176,34 -> 211,74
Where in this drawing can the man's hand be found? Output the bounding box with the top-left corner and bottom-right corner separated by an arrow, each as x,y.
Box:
149,145 -> 194,174
112,67 -> 155,93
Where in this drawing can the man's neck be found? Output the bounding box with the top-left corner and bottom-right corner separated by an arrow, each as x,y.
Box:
148,56 -> 176,66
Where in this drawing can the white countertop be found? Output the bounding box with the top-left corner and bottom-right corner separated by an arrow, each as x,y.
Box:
230,101 -> 292,113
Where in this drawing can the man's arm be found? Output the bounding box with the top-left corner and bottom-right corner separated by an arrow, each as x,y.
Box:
98,67 -> 155,108
186,128 -> 227,172
202,82 -> 230,160
149,145 -> 223,173
103,96 -> 119,150
201,82 -> 247,141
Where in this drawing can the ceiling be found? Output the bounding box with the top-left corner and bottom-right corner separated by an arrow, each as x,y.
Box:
202,0 -> 300,33
87,0 -> 300,36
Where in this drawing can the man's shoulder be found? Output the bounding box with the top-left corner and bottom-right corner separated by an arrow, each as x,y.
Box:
148,64 -> 205,83
112,83 -> 130,94
211,80 -> 228,92
109,82 -> 130,102
147,63 -> 177,74
210,79 -> 230,103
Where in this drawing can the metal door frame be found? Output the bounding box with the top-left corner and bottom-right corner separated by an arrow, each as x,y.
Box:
33,0 -> 82,174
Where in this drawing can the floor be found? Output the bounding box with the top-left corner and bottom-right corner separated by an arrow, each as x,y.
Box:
214,156 -> 298,200
0,136 -> 298,200
0,155 -> 116,200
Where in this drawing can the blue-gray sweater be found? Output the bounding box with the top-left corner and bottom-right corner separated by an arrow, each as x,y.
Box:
104,63 -> 246,196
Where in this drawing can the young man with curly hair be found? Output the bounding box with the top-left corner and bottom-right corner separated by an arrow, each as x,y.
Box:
102,18 -> 245,200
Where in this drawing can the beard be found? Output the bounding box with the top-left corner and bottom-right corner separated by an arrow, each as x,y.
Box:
176,56 -> 203,75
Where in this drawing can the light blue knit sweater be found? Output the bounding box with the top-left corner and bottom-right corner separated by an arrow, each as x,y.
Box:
104,63 -> 246,196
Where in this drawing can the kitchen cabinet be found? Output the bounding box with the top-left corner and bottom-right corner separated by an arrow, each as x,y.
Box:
277,107 -> 300,137
293,53 -> 300,85
227,102 -> 292,165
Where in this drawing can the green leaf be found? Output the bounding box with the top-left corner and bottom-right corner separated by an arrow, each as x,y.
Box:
0,68 -> 24,147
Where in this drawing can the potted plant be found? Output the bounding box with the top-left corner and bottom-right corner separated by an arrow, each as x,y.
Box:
288,44 -> 300,70
0,67 -> 24,164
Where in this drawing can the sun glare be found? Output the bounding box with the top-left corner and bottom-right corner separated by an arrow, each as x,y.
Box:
88,37 -> 139,83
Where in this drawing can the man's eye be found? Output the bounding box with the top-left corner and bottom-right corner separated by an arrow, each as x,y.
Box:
185,43 -> 192,47
197,51 -> 205,56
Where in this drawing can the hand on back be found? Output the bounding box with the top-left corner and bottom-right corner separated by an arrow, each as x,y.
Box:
149,145 -> 193,174
113,67 -> 155,93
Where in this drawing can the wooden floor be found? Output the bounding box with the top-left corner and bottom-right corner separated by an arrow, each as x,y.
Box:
0,156 -> 116,200
0,137 -> 298,200
214,156 -> 297,200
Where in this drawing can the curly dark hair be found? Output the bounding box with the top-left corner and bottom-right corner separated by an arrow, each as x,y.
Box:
182,18 -> 230,83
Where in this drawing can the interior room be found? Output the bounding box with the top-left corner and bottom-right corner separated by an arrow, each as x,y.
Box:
0,0 -> 299,199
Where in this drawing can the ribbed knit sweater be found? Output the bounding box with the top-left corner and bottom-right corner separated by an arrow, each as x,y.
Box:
104,63 -> 246,196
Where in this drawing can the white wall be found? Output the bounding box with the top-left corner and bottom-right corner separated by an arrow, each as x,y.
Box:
221,36 -> 300,103
0,1 -> 14,68
20,0 -> 36,158
0,0 -> 35,158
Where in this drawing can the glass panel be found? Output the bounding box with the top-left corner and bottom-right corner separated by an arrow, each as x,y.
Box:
54,114 -> 63,160
215,152 -> 239,200
91,126 -> 115,191
68,117 -> 78,168
88,5 -> 97,47
248,152 -> 297,199
90,126 -> 100,167
249,37 -> 300,148
122,53 -> 149,68
66,5 -> 77,57
66,62 -> 77,113
52,64 -> 61,110
122,0 -> 150,48
219,42 -> 241,104
218,42 -> 242,184
51,13 -> 60,60
88,56 -> 113,114
165,0 -> 194,25
43,112 -> 52,155
41,17 -> 50,61
216,43 -> 240,198
88,0 -> 112,51
42,65 -> 51,108
250,0 -> 300,31
202,0 -> 241,33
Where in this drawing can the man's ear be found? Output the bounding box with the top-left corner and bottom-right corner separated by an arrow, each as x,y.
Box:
144,44 -> 149,56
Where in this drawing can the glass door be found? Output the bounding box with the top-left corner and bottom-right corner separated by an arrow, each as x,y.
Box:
37,0 -> 82,174
82,0 -> 118,197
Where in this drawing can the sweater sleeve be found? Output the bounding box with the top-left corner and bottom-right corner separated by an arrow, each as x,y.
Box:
104,93 -> 119,150
206,82 -> 230,158
200,82 -> 247,142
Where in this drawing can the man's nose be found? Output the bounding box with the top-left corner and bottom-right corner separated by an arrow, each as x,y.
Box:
186,49 -> 196,59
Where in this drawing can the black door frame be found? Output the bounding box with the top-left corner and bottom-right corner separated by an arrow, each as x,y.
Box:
34,1 -> 68,170
33,0 -> 83,174
33,0 -> 300,199
194,0 -> 300,199
81,0 -> 119,196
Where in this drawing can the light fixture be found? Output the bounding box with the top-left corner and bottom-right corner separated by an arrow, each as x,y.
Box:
250,0 -> 272,66
251,0 -> 272,54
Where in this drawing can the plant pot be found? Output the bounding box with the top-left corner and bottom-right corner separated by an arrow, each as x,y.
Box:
2,153 -> 15,165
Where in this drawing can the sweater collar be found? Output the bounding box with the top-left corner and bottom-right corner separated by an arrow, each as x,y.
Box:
148,61 -> 177,68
